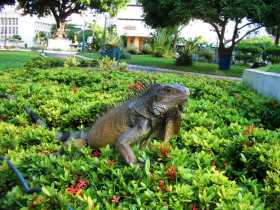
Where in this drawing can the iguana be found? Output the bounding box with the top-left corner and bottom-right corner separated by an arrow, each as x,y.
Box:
86,83 -> 189,164
1,83 -> 190,165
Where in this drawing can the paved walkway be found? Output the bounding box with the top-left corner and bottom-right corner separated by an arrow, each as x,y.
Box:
128,64 -> 242,81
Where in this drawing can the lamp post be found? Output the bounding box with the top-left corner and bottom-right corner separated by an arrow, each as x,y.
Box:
4,11 -> 7,49
81,11 -> 87,52
102,13 -> 109,50
82,22 -> 85,52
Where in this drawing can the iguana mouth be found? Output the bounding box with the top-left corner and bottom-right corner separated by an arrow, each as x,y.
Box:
168,84 -> 190,100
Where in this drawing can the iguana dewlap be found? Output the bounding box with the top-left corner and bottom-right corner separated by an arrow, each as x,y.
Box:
87,83 -> 190,164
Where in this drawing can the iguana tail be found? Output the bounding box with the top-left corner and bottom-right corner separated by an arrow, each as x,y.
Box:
1,92 -> 48,128
23,106 -> 49,129
1,92 -> 88,145
57,130 -> 88,142
0,92 -> 16,100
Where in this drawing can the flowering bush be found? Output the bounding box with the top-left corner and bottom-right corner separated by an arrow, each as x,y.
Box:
0,67 -> 279,209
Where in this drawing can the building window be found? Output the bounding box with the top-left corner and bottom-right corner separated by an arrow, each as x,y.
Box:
16,27 -> 18,34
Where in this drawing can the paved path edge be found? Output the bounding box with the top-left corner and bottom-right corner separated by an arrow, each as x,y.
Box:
128,64 -> 242,81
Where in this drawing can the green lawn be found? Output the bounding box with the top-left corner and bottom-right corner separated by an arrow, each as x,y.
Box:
259,64 -> 280,74
80,52 -> 101,60
128,55 -> 247,77
82,53 -> 247,77
0,51 -> 39,70
0,51 -> 246,77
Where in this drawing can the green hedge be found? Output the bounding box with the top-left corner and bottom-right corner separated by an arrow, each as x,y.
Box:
24,56 -> 98,69
266,47 -> 280,64
235,45 -> 262,64
235,45 -> 262,54
0,68 -> 279,209
235,37 -> 274,64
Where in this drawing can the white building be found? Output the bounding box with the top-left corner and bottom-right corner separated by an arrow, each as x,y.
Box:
113,0 -> 153,50
0,5 -> 54,48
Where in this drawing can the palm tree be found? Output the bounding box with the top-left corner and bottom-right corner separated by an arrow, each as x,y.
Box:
35,32 -> 48,52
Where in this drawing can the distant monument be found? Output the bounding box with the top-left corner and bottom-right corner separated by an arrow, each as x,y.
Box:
48,38 -> 72,51
47,27 -> 72,51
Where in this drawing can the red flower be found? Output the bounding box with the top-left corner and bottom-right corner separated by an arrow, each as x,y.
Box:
160,144 -> 170,158
111,195 -> 120,204
159,180 -> 165,191
135,81 -> 144,90
67,186 -> 80,196
192,203 -> 197,210
128,81 -> 145,91
76,179 -> 88,189
166,165 -> 177,181
92,149 -> 102,158
242,124 -> 256,136
66,178 -> 88,196
107,159 -> 115,167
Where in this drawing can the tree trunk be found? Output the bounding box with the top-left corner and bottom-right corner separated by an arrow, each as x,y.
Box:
218,45 -> 233,70
275,30 -> 280,46
54,20 -> 66,39
172,32 -> 178,51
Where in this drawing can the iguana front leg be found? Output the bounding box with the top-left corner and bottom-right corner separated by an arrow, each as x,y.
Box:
163,113 -> 181,142
161,108 -> 182,142
116,119 -> 151,165
141,109 -> 182,148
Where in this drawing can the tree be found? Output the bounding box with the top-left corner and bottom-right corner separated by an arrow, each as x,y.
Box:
139,0 -> 267,70
152,27 -> 179,57
260,0 -> 280,45
10,34 -> 22,48
266,27 -> 280,45
88,22 -> 104,51
51,23 -> 81,41
139,0 -> 191,28
0,0 -> 15,10
17,0 -> 128,38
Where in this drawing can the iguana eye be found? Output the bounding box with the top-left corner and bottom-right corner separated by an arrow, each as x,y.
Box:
165,88 -> 172,93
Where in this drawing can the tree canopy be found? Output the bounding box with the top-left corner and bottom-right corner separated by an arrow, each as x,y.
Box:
0,0 -> 15,10
17,0 -> 128,38
139,0 -> 191,28
81,0 -> 128,17
139,0 -> 268,70
259,0 -> 280,45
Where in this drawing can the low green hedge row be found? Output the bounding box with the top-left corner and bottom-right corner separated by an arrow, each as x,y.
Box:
0,68 -> 279,209
24,56 -> 98,70
265,47 -> 280,64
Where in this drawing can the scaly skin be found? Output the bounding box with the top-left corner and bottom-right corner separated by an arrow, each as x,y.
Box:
87,83 -> 190,165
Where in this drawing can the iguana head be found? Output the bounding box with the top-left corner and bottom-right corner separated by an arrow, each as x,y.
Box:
129,82 -> 190,118
150,83 -> 190,116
